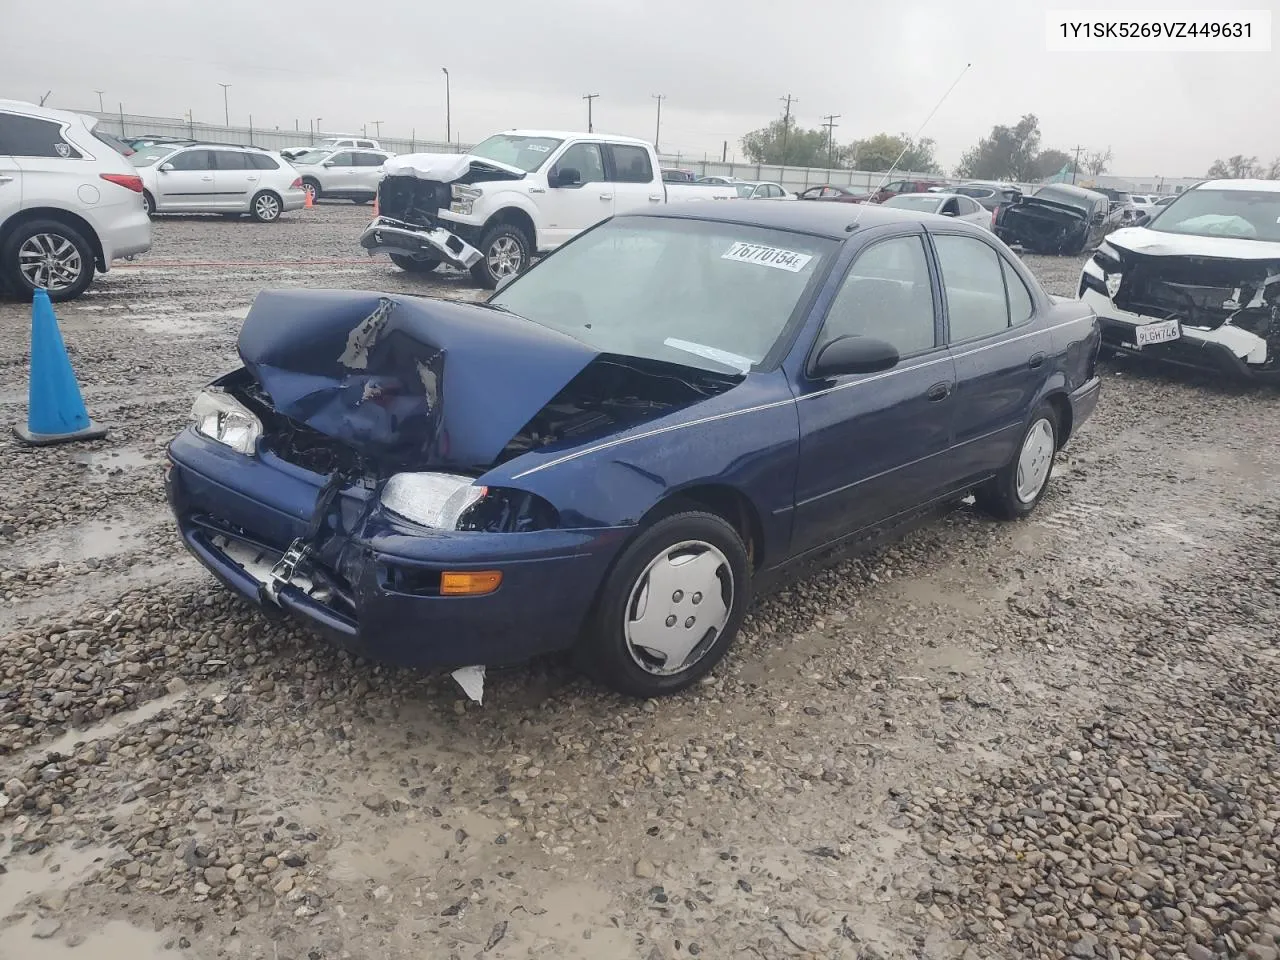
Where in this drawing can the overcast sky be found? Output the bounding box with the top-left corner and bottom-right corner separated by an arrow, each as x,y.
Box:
2,0 -> 1275,176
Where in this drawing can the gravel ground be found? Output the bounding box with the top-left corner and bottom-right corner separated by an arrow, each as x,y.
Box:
0,203 -> 1277,960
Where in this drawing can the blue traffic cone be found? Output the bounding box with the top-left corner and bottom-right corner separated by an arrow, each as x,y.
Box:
13,289 -> 108,446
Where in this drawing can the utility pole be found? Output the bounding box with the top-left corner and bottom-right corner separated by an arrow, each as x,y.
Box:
722,140 -> 728,162
218,83 -> 231,126
94,89 -> 105,113
778,94 -> 797,164
582,93 -> 599,133
371,120 -> 383,137
1071,144 -> 1083,184
441,68 -> 451,143
821,113 -> 840,169
651,94 -> 665,152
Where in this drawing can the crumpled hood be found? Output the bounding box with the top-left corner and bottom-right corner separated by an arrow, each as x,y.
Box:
1013,196 -> 1088,220
237,290 -> 598,471
1106,226 -> 1280,262
382,152 -> 526,182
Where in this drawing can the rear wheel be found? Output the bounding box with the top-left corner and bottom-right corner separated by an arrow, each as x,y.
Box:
975,403 -> 1059,520
389,253 -> 441,274
301,179 -> 321,203
1,219 -> 97,302
142,190 -> 155,218
576,510 -> 750,698
250,191 -> 282,223
469,223 -> 532,289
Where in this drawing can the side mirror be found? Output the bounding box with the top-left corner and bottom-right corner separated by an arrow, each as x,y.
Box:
549,167 -> 581,188
322,160 -> 336,167
159,162 -> 174,172
811,335 -> 900,379
943,209 -> 956,217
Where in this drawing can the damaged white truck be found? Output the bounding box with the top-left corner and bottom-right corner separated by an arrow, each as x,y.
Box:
359,130 -> 736,288
1079,179 -> 1280,381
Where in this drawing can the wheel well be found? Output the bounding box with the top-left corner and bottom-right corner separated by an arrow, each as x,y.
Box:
483,207 -> 538,250
649,484 -> 765,571
1046,392 -> 1072,448
1,208 -> 105,271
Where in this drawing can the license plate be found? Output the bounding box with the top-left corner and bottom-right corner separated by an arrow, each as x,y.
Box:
1134,319 -> 1180,347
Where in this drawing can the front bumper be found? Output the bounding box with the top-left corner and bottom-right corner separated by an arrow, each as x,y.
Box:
165,428 -> 632,668
1079,264 -> 1278,381
359,216 -> 483,270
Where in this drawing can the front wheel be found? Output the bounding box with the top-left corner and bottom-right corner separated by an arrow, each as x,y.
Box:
576,511 -> 750,698
389,253 -> 441,274
1,219 -> 97,302
469,224 -> 532,289
975,403 -> 1059,520
142,190 -> 155,218
250,191 -> 282,223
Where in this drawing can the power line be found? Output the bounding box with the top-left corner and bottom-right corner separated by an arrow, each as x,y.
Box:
821,114 -> 841,169
778,94 -> 798,164
582,93 -> 599,133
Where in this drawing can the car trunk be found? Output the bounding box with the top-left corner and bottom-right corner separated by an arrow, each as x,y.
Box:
1000,198 -> 1089,253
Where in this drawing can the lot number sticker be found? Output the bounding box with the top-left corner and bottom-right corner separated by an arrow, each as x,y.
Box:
722,242 -> 813,272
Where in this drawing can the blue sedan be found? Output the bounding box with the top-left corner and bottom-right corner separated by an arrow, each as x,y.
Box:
165,201 -> 1101,698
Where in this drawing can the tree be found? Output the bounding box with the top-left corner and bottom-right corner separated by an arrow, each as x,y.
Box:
1268,157 -> 1280,179
740,116 -> 829,167
843,133 -> 941,173
955,114 -> 1042,181
1082,147 -> 1113,176
1029,148 -> 1076,181
1206,154 -> 1262,178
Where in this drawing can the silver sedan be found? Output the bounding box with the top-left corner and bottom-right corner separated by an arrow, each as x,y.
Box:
881,192 -> 993,229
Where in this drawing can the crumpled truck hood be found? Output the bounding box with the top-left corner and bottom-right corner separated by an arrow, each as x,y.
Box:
1013,196 -> 1088,221
237,290 -> 598,471
1106,226 -> 1280,262
382,153 -> 526,182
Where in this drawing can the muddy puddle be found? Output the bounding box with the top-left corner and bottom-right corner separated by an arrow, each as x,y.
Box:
0,518 -> 147,569
72,446 -> 155,476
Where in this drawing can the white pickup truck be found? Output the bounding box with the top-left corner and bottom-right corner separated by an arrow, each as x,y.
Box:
359,129 -> 737,288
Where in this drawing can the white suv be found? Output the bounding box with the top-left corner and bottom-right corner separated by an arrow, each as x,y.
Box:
0,100 -> 152,301
321,137 -> 381,150
288,147 -> 393,204
129,142 -> 306,222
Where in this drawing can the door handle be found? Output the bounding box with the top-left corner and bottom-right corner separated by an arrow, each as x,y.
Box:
926,381 -> 952,402
1028,352 -> 1046,369
247,176 -> 259,181
599,193 -> 613,201
201,176 -> 214,181
0,175 -> 13,184
648,194 -> 662,201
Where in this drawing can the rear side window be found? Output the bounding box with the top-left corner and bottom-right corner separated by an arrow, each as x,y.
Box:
933,234 -> 1010,342
608,144 -> 653,184
353,152 -> 387,167
0,113 -> 83,159
167,149 -> 215,171
248,153 -> 280,170
212,151 -> 249,170
1002,257 -> 1034,324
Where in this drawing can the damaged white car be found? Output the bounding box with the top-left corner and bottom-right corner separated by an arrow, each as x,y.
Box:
358,130 -> 736,288
1078,179 -> 1280,380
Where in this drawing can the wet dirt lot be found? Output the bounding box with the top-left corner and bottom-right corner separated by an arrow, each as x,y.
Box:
1,203 -> 1278,960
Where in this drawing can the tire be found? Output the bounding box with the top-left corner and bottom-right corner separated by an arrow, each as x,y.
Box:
974,403 -> 1059,520
389,253 -> 441,274
1,218 -> 97,303
142,190 -> 155,218
576,510 -> 751,698
301,179 -> 321,203
469,223 -> 532,289
250,191 -> 283,223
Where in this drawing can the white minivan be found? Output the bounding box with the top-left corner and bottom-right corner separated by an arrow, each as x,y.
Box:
0,100 -> 152,301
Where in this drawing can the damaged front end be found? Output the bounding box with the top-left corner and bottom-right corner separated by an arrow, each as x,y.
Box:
1081,240 -> 1280,378
359,154 -> 525,270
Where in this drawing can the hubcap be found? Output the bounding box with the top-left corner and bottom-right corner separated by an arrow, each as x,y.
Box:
304,183 -> 317,200
487,236 -> 523,279
256,195 -> 279,220
17,233 -> 82,292
1015,418 -> 1055,503
624,540 -> 733,677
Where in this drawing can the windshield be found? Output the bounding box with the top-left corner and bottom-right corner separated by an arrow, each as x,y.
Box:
469,134 -> 563,172
490,217 -> 835,373
883,195 -> 943,213
1146,188 -> 1280,241
128,144 -> 178,167
288,149 -> 331,165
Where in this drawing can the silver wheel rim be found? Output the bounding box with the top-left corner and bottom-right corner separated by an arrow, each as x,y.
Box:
143,194 -> 153,215
255,194 -> 280,220
18,233 -> 83,292
487,235 -> 523,279
304,182 -> 317,200
1015,418 -> 1055,503
623,540 -> 733,677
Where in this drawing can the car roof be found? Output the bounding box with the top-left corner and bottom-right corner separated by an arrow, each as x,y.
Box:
0,99 -> 93,126
890,192 -> 960,200
1198,178 -> 1280,193
625,196 -> 983,239
499,128 -> 650,146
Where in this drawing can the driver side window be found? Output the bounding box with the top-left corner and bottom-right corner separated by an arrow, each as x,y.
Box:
815,235 -> 937,362
552,142 -> 605,185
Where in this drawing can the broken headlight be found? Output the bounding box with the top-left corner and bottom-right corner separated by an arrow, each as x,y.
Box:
191,389 -> 262,456
1093,241 -> 1122,273
381,473 -> 487,529
450,184 -> 482,216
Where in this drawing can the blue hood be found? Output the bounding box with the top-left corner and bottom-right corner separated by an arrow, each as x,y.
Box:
237,289 -> 599,471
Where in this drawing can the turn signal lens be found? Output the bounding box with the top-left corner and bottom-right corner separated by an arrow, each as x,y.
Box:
440,571 -> 503,596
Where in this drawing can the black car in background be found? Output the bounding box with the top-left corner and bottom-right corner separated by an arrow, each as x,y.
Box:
995,184 -> 1115,255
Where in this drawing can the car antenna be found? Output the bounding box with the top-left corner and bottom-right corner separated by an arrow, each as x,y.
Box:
848,61 -> 972,231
